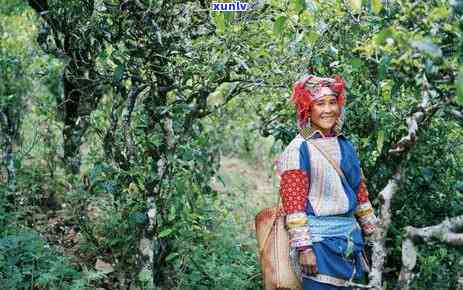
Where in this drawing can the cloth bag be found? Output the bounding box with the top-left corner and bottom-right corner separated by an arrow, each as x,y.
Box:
255,206 -> 302,290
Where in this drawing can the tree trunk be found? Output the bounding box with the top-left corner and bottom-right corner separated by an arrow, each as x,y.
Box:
62,71 -> 84,175
0,108 -> 22,195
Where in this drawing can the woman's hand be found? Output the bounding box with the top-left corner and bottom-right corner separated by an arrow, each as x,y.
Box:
299,248 -> 317,275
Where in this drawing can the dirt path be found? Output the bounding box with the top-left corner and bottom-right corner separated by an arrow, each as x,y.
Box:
210,156 -> 280,241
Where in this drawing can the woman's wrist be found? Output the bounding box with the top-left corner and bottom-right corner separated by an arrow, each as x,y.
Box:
298,246 -> 313,253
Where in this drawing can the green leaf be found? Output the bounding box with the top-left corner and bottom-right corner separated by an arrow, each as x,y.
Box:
168,205 -> 176,221
306,31 -> 320,43
378,56 -> 390,80
371,0 -> 382,14
224,11 -> 234,23
165,252 -> 179,262
214,13 -> 226,33
138,270 -> 152,282
158,228 -> 174,238
300,10 -> 313,26
113,64 -> 125,83
129,212 -> 147,225
456,181 -> 463,193
420,167 -> 433,183
273,16 -> 287,37
294,0 -> 306,13
430,6 -> 449,19
456,67 -> 463,106
380,79 -> 393,102
376,130 -> 384,153
375,27 -> 394,45
350,58 -> 363,71
348,0 -> 362,12
257,49 -> 270,58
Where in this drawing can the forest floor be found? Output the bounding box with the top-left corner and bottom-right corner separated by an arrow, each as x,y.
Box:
31,153 -> 279,289
211,155 -> 279,242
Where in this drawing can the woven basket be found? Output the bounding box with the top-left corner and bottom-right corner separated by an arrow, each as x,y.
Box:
255,207 -> 302,290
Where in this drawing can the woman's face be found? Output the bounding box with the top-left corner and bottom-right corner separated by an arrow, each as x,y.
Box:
309,95 -> 340,134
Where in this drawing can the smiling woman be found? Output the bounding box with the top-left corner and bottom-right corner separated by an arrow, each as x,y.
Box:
275,74 -> 378,290
310,95 -> 341,136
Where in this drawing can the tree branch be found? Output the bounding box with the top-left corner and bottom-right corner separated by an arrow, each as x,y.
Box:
369,169 -> 402,289
407,215 -> 463,244
450,109 -> 463,121
388,78 -> 437,155
396,214 -> 463,290
122,83 -> 147,164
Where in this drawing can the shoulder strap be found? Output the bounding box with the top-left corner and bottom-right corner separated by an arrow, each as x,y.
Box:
306,139 -> 346,180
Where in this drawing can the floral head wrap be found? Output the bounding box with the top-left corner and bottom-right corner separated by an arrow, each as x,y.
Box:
290,74 -> 346,130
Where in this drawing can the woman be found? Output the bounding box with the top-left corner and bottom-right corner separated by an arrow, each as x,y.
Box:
277,74 -> 378,289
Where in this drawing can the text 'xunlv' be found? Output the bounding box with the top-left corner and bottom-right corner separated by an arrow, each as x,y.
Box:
211,2 -> 249,11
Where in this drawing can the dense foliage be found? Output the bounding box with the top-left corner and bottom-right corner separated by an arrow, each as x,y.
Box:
1,0 -> 462,289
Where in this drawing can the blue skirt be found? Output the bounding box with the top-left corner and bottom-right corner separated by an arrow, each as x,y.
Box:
302,277 -> 353,290
301,232 -> 366,289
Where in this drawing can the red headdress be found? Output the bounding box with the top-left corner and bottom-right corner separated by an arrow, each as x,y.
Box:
290,74 -> 346,128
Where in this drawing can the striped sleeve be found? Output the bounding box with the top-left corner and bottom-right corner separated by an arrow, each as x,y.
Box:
355,178 -> 378,236
278,138 -> 312,249
278,143 -> 303,173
